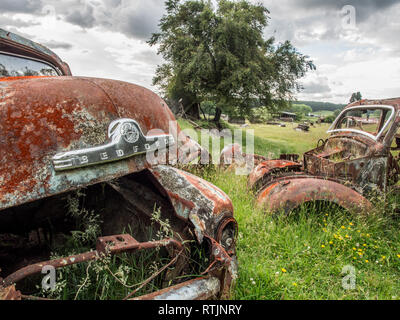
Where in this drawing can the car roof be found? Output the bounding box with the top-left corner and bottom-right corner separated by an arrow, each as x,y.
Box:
345,98 -> 400,111
0,28 -> 71,76
0,28 -> 56,57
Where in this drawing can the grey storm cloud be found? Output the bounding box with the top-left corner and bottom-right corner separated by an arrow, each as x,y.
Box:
0,0 -> 164,40
0,0 -> 43,13
0,15 -> 40,28
43,0 -> 164,40
294,0 -> 398,10
64,3 -> 96,28
263,0 -> 400,54
40,40 -> 73,50
98,0 -> 165,40
2,0 -> 398,43
301,78 -> 332,94
303,0 -> 399,23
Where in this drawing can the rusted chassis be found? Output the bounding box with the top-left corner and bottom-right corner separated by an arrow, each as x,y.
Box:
250,98 -> 400,215
0,165 -> 237,300
0,77 -> 235,300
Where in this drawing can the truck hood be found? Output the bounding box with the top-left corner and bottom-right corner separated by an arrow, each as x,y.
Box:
0,76 -> 201,210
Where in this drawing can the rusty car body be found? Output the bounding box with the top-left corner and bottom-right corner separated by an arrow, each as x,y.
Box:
0,29 -> 237,300
248,98 -> 400,214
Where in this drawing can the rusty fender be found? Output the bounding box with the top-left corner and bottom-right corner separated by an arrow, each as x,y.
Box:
248,159 -> 302,191
257,176 -> 372,214
149,165 -> 235,244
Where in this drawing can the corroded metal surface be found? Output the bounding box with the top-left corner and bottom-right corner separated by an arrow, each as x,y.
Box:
0,77 -> 197,211
252,98 -> 400,214
150,165 -> 234,243
1,234 -> 183,287
52,118 -> 174,171
257,176 -> 373,214
1,231 -> 236,300
248,159 -> 302,191
220,143 -> 243,165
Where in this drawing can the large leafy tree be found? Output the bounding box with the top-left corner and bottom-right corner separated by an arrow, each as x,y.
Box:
149,0 -> 315,124
350,92 -> 362,103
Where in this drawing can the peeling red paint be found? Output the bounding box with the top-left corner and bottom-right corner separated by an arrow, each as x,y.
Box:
0,76 -> 199,210
178,169 -> 234,215
249,160 -> 301,191
0,76 -> 53,82
257,176 -> 373,214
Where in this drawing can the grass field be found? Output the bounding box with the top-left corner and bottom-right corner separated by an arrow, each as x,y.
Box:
246,122 -> 331,155
313,110 -> 334,117
181,119 -> 400,300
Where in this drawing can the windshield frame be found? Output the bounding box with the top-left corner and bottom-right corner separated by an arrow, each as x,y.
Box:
0,51 -> 62,77
327,105 -> 396,141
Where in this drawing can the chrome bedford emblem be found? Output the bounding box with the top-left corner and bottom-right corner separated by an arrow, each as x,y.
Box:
52,118 -> 175,171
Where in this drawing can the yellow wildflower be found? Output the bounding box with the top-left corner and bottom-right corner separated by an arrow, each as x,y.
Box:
281,268 -> 287,273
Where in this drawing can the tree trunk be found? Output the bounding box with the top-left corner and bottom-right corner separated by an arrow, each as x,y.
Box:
184,102 -> 200,120
213,107 -> 222,130
199,105 -> 207,120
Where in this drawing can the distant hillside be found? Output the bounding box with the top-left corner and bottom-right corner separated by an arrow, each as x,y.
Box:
293,101 -> 346,112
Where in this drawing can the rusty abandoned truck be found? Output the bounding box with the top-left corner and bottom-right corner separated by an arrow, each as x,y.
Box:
0,29 -> 237,300
249,98 -> 400,214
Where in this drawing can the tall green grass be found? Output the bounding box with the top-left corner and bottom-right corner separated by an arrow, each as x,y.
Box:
201,169 -> 400,300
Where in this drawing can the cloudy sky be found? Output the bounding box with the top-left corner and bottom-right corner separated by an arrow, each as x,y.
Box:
1,0 -> 399,103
